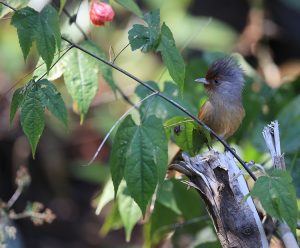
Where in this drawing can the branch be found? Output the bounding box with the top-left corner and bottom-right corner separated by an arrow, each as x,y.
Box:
0,1 -> 257,181
170,151 -> 268,248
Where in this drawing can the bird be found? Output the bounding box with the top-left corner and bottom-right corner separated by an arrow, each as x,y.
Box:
169,56 -> 245,165
195,56 -> 245,140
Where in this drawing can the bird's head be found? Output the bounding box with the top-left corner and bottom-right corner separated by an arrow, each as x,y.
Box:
195,56 -> 244,102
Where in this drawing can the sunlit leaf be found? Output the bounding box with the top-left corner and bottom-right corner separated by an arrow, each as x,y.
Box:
96,179 -> 115,215
118,187 -> 142,241
164,116 -> 208,156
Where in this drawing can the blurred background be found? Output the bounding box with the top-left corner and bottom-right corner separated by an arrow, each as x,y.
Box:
0,0 -> 300,247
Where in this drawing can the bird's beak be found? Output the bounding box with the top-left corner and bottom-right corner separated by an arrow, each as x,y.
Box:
195,78 -> 209,85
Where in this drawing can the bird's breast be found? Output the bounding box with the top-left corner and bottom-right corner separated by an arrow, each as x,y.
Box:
198,100 -> 245,139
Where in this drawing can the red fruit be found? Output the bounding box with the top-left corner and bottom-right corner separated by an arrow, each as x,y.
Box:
89,1 -> 115,26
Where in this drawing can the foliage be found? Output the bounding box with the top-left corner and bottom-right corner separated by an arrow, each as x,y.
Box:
250,170 -> 298,233
128,10 -> 185,93
10,79 -> 67,157
11,5 -> 61,71
1,0 -> 299,247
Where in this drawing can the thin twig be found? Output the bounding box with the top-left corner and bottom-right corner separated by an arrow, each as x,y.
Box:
0,1 -> 257,181
37,45 -> 74,81
112,43 -> 131,63
7,186 -> 22,208
1,41 -> 71,99
86,92 -> 158,166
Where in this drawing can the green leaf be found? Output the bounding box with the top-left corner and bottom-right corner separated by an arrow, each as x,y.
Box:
128,9 -> 160,52
63,41 -> 116,122
156,180 -> 181,214
157,23 -> 185,94
277,95 -> 300,153
115,0 -> 142,17
250,170 -> 298,233
63,43 -> 98,123
110,116 -> 137,196
96,179 -> 115,215
11,7 -> 37,60
118,187 -> 142,241
10,87 -> 25,124
39,79 -> 68,127
11,5 -> 61,71
110,115 -> 168,214
20,82 -> 45,157
124,115 -> 168,214
36,5 -> 61,71
164,116 -> 207,156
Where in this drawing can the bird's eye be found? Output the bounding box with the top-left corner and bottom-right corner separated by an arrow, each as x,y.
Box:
214,79 -> 220,85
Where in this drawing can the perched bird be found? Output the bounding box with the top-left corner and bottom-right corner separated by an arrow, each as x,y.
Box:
195,56 -> 245,140
170,56 -> 245,165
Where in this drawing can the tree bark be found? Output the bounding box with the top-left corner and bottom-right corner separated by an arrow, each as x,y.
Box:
171,151 -> 268,248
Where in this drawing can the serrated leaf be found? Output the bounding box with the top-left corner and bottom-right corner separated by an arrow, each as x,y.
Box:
11,7 -> 37,60
118,187 -> 142,241
36,5 -> 61,71
128,9 -> 160,53
115,0 -> 142,17
39,79 -> 68,127
110,116 -> 137,196
10,87 -> 25,124
63,41 -> 116,122
110,114 -> 168,214
11,5 -> 61,71
20,83 -> 45,157
124,115 -> 168,214
157,23 -> 185,94
156,180 -> 181,214
250,170 -> 298,233
63,43 -> 99,123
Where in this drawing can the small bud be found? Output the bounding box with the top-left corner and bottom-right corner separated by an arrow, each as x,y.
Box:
89,1 -> 115,26
15,166 -> 31,188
